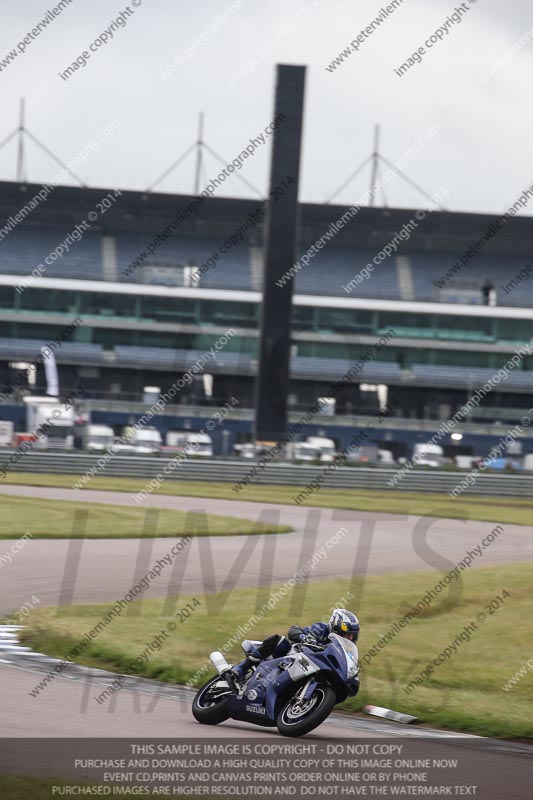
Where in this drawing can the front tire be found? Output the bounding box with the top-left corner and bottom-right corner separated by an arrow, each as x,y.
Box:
276,684 -> 336,737
192,674 -> 231,725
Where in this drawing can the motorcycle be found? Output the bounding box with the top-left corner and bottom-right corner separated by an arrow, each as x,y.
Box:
192,633 -> 360,737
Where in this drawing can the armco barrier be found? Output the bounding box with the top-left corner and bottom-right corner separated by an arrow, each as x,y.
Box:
0,451 -> 533,497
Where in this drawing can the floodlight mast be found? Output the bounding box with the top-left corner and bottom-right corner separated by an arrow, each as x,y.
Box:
0,97 -> 85,186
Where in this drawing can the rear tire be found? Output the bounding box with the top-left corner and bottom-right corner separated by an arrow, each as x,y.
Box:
276,684 -> 336,737
192,674 -> 231,725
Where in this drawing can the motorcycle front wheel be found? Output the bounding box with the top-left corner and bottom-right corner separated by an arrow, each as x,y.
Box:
192,674 -> 231,725
276,684 -> 336,737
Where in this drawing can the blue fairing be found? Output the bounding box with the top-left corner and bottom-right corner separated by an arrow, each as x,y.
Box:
226,634 -> 359,725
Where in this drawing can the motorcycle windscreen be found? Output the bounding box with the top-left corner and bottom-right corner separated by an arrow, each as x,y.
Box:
329,632 -> 359,678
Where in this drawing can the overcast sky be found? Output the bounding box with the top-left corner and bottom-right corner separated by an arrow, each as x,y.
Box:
0,0 -> 531,215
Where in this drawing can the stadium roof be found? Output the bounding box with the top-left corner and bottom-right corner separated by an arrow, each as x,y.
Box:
2,179 -> 533,255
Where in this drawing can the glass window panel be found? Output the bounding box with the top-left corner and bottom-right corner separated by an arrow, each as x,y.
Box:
19,288 -> 77,314
431,349 -> 493,367
140,296 -> 196,323
137,331 -> 192,348
0,286 -> 15,308
377,312 -> 435,338
198,300 -> 257,328
17,322 -> 74,340
315,308 -> 373,334
496,318 -> 532,344
80,292 -> 136,318
92,328 -> 137,346
193,333 -> 256,355
292,306 -> 315,331
436,315 -> 493,341
296,341 -> 354,359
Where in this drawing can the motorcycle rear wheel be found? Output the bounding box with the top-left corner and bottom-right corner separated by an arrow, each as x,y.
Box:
192,674 -> 231,724
276,684 -> 336,737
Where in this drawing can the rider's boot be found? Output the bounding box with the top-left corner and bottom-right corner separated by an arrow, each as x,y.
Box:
231,634 -> 282,682
232,652 -> 261,682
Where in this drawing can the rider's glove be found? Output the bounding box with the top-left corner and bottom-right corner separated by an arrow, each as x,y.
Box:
287,625 -> 304,643
302,634 -> 323,650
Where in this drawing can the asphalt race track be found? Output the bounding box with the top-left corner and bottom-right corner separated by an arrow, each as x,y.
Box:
1,484 -> 533,615
1,483 -> 532,798
0,643 -> 532,798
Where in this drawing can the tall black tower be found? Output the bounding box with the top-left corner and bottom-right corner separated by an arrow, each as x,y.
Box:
254,64 -> 306,442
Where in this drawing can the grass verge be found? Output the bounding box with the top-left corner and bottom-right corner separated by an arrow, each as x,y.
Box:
0,494 -> 291,538
4,471 -> 533,526
20,562 -> 533,739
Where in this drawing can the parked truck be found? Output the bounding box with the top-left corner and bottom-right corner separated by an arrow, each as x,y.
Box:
23,396 -> 74,450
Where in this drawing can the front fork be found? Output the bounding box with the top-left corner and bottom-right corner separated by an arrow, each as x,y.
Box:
296,677 -> 320,702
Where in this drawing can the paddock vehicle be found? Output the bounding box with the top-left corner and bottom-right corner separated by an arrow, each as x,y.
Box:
166,431 -> 213,457
23,396 -> 74,450
83,424 -> 114,452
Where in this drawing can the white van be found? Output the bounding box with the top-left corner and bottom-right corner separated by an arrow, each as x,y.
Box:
413,443 -> 444,467
120,426 -> 162,454
286,442 -> 321,462
304,436 -> 337,462
166,431 -> 213,457
83,424 -> 114,452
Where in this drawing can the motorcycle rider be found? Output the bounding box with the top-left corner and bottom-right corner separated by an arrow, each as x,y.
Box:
231,608 -> 360,682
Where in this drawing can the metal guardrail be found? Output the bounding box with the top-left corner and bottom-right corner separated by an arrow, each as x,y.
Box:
1,451 -> 533,497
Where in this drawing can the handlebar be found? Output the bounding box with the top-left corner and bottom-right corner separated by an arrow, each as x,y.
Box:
299,637 -> 326,652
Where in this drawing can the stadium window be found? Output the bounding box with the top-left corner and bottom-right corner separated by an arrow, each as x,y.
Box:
0,285 -> 15,309
19,288 -> 77,314
314,308 -> 371,334
435,314 -> 493,342
78,291 -> 136,318
431,349 -> 493,368
140,295 -> 197,323
292,306 -> 316,331
137,331 -> 188,348
92,328 -> 139,347
297,341 -> 352,359
495,318 -> 532,344
204,300 -> 257,328
193,332 -> 256,355
377,311 -> 434,338
17,322 -> 72,340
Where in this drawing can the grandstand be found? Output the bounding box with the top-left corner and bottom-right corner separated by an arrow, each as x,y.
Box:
1,177 -> 533,456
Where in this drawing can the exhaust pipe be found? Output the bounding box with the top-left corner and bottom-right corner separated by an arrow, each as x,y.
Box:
210,651 -> 238,692
210,651 -> 231,675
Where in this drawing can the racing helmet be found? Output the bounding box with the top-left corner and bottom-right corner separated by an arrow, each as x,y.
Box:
329,608 -> 360,643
